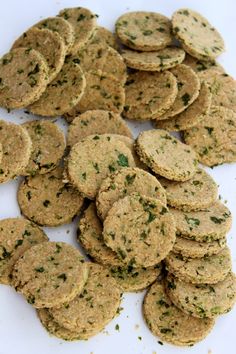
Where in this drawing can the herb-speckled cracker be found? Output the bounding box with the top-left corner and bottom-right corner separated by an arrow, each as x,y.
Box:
12,242 -> 88,308
65,70 -> 125,121
0,48 -> 48,109
28,58 -> 86,117
123,71 -> 178,120
12,27 -> 66,82
158,64 -> 200,120
183,54 -> 224,75
22,120 -> 65,176
18,167 -> 84,226
165,247 -> 231,284
143,281 -> 214,346
184,106 -> 236,166
33,17 -> 75,52
121,47 -> 185,72
58,7 -> 97,54
135,130 -> 198,181
96,167 -> 166,220
166,272 -> 236,318
170,201 -> 232,242
103,194 -> 176,268
159,168 -> 218,211
155,82 -> 212,131
173,236 -> 227,259
89,26 -> 118,49
67,134 -> 135,199
172,8 -> 225,60
0,218 -> 48,285
0,120 -> 32,183
49,263 -> 121,337
67,110 -> 132,147
115,12 -> 172,51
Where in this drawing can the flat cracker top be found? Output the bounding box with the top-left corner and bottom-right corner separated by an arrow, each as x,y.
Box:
116,11 -> 172,51
172,8 -> 225,60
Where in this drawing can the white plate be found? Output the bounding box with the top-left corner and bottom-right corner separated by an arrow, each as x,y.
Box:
0,1 -> 235,353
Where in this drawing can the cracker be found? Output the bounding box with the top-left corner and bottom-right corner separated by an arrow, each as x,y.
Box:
159,168 -> 218,211
166,272 -> 236,318
89,26 -> 118,49
135,130 -> 198,181
12,27 -> 66,82
165,247 -> 232,284
143,281 -> 215,346
183,54 -> 224,75
96,167 -> 166,220
0,218 -> 48,285
0,120 -> 32,183
77,203 -> 123,266
22,120 -> 65,176
65,70 -> 125,121
67,110 -> 132,147
58,7 -> 97,54
33,17 -> 75,52
0,48 -> 48,109
28,58 -> 86,117
67,134 -> 135,199
115,11 -> 172,51
173,235 -> 227,259
172,8 -> 225,60
12,242 -> 88,308
18,167 -> 84,226
103,194 -> 176,267
121,47 -> 185,72
170,201 -> 232,242
158,64 -> 200,120
155,82 -> 212,131
49,263 -> 121,337
184,106 -> 236,166
123,71 -> 178,120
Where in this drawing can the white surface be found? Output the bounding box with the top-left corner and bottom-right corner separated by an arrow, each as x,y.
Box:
0,1 -> 235,354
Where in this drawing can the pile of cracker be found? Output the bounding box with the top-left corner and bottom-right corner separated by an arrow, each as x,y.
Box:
0,6 -> 236,348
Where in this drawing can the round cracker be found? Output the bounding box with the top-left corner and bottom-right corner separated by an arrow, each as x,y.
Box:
28,58 -> 86,117
74,43 -> 127,84
33,16 -> 75,52
115,11 -> 172,51
22,120 -> 65,176
65,70 -> 125,121
165,247 -> 232,284
0,120 -> 32,183
96,167 -> 166,220
158,64 -> 200,120
183,54 -> 224,75
143,281 -> 215,346
159,168 -> 218,211
18,167 -> 84,226
89,26 -> 118,49
77,203 -> 123,266
123,71 -> 178,120
49,263 -> 121,336
121,47 -> 185,72
103,194 -> 176,268
67,134 -> 136,199
0,48 -> 48,109
58,7 -> 97,54
12,241 -> 88,308
0,218 -> 48,285
172,8 -> 225,60
166,272 -> 236,318
173,235 -> 227,259
135,130 -> 198,182
67,110 -> 132,147
169,201 -> 232,242
155,82 -> 212,131
12,27 -> 66,82
184,106 -> 236,166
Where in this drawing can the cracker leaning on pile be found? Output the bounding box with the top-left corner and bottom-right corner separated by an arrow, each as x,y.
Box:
0,6 -> 235,347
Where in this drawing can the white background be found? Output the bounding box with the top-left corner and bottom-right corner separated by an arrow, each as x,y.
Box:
0,1 -> 236,354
